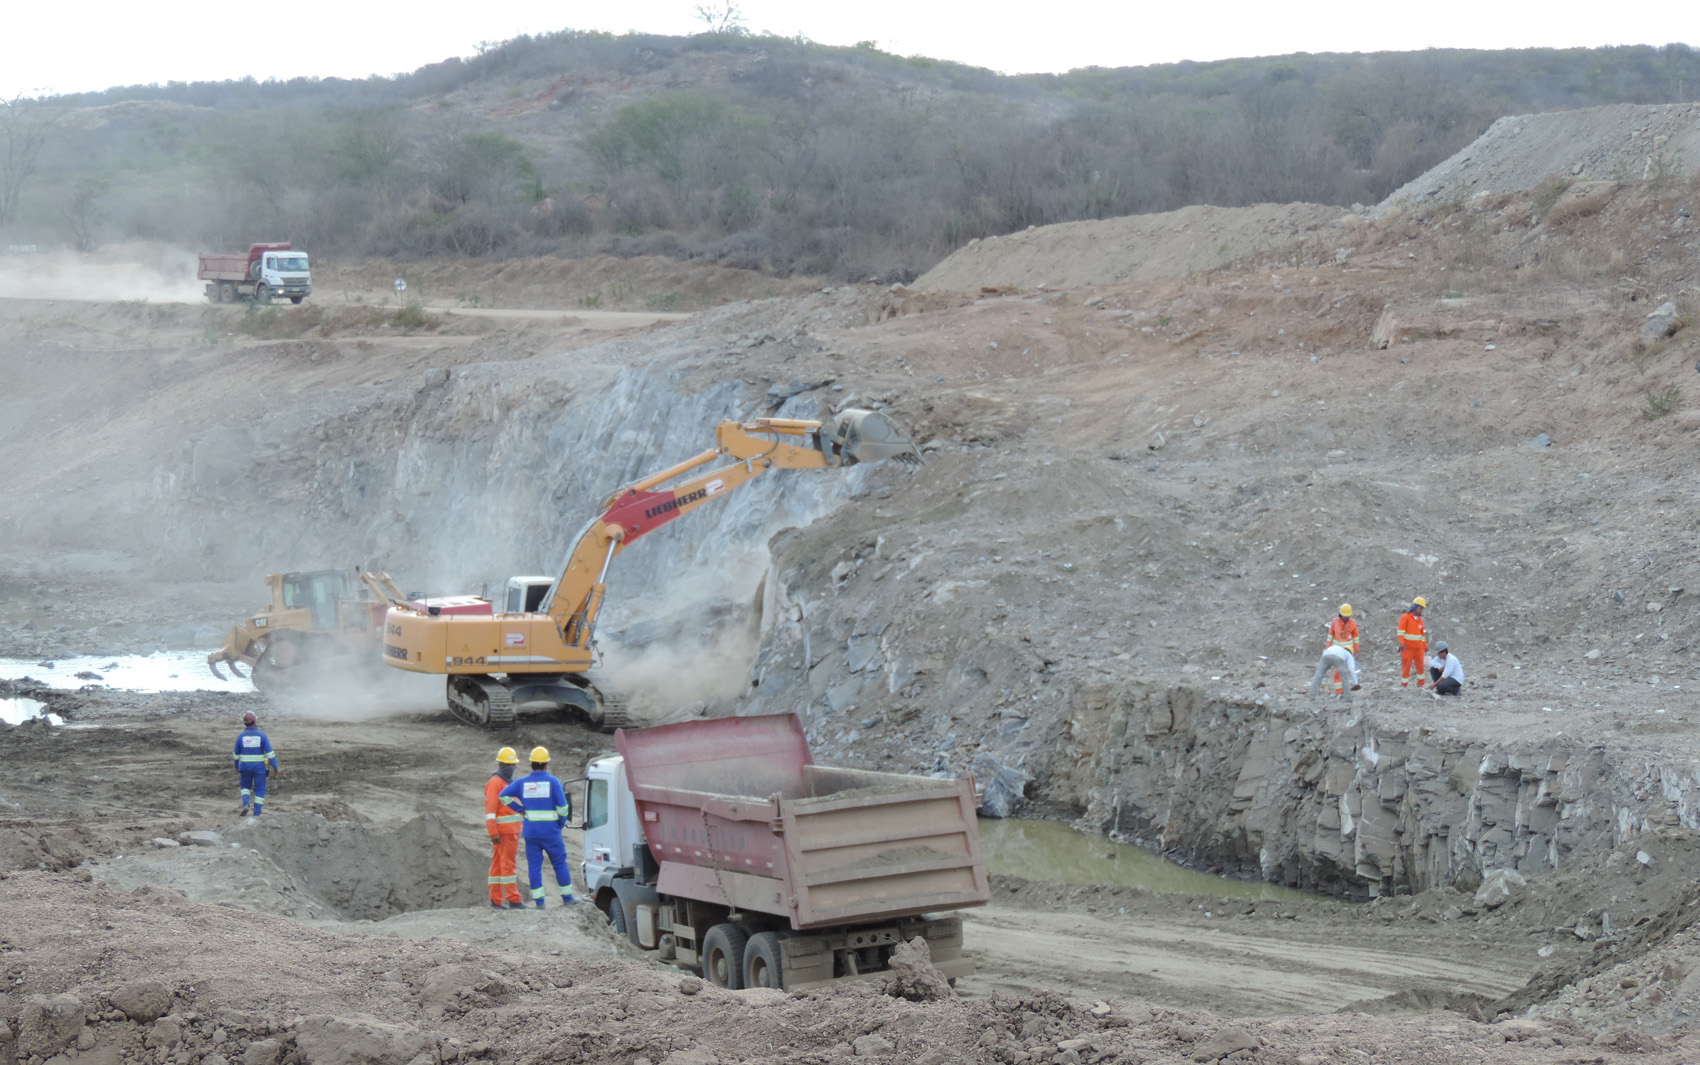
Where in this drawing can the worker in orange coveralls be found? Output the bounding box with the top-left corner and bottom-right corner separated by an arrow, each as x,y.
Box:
485,746 -> 526,909
1396,597 -> 1429,689
1326,604 -> 1360,695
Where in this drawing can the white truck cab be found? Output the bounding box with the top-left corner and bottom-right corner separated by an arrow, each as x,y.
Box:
581,754 -> 643,893
255,251 -> 311,303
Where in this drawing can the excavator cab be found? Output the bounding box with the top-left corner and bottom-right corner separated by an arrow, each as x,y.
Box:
504,576 -> 555,614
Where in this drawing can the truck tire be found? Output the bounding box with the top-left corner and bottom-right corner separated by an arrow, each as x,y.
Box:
255,283 -> 272,305
606,895 -> 628,936
742,931 -> 785,990
219,282 -> 237,303
701,923 -> 748,990
290,296 -> 304,305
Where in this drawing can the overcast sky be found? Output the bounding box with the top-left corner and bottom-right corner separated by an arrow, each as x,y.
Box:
4,1 -> 1695,99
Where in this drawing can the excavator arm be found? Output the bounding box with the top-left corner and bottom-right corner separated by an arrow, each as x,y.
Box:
544,410 -> 919,648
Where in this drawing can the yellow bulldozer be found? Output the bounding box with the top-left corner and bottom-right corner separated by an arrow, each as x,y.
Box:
367,409 -> 921,728
207,569 -> 390,688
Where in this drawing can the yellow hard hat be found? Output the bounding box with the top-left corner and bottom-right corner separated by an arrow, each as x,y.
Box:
1338,603 -> 1353,617
495,747 -> 518,764
1413,597 -> 1427,608
529,746 -> 550,764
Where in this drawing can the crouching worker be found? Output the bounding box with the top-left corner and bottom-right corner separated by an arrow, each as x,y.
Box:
1429,642 -> 1466,697
1308,644 -> 1363,704
500,746 -> 576,908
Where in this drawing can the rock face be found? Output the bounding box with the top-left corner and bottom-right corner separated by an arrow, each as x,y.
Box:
1057,684 -> 1652,897
17,993 -> 84,1058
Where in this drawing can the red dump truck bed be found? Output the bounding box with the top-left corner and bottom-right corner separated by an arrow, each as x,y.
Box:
197,253 -> 251,281
616,713 -> 988,930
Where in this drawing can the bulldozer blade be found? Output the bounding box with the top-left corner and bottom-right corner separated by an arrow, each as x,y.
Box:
826,409 -> 924,466
208,656 -> 229,681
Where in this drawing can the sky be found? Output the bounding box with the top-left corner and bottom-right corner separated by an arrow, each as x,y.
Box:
4,0 -> 1696,99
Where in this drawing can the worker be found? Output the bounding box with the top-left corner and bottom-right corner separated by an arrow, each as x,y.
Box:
1396,597 -> 1429,689
1429,642 -> 1466,697
1325,604 -> 1360,695
484,746 -> 526,910
499,746 -> 576,908
1308,644 -> 1363,704
232,710 -> 279,817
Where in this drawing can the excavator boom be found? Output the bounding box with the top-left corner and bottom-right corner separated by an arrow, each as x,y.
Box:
373,408 -> 920,729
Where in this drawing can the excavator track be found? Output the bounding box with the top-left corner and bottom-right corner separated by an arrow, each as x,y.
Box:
447,675 -> 516,730
585,673 -> 635,732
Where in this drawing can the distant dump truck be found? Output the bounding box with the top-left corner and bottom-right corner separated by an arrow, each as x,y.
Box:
200,242 -> 311,304
580,712 -> 989,990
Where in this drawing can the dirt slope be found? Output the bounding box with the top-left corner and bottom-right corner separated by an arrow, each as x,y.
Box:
914,203 -> 1346,291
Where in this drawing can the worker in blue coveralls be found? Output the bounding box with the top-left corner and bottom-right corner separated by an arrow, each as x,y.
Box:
500,746 -> 576,907
233,710 -> 280,816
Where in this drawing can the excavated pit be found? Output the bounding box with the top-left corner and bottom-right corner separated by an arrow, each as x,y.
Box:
93,813 -> 486,922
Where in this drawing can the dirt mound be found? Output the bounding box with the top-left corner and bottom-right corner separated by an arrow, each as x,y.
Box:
1376,101 -> 1700,214
913,202 -> 1346,291
1,870 -> 1684,1065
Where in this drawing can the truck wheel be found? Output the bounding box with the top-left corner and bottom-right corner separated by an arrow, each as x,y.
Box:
290,296 -> 304,305
219,282 -> 237,303
701,923 -> 748,990
255,283 -> 272,305
607,895 -> 628,936
742,931 -> 785,990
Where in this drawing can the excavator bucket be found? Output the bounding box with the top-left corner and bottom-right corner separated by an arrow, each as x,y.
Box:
823,409 -> 924,466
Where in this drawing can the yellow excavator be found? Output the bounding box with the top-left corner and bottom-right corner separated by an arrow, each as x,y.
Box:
207,569 -> 388,688
367,410 -> 921,728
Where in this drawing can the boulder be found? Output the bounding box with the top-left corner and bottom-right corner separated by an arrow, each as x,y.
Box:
294,1015 -> 434,1065
883,937 -> 954,1002
18,994 -> 84,1058
145,1016 -> 183,1049
1640,302 -> 1680,341
972,754 -> 1029,819
243,1038 -> 282,1065
109,980 -> 172,1022
1474,868 -> 1528,910
1190,1025 -> 1259,1062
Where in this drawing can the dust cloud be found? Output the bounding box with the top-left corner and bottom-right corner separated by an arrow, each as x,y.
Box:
263,663 -> 444,722
0,245 -> 204,303
598,568 -> 767,719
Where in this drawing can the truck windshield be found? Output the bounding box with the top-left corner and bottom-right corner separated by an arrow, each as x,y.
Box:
584,779 -> 608,829
275,256 -> 309,271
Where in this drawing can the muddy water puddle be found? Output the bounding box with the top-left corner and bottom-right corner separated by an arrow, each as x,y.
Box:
979,818 -> 1309,901
0,652 -> 253,693
1,695 -> 63,726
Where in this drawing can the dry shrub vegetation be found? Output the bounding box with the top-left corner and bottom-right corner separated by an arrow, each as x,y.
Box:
4,36 -> 1700,280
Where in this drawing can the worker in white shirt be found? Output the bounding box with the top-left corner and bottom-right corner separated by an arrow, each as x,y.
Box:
1428,642 -> 1465,696
1308,644 -> 1362,704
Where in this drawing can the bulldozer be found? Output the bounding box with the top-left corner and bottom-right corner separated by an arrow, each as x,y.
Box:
207,569 -> 390,688
367,409 -> 921,729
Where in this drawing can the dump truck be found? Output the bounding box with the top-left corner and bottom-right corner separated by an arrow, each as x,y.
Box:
579,712 -> 988,990
199,242 -> 311,304
367,409 -> 921,730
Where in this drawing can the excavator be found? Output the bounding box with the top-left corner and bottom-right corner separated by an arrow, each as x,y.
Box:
366,409 -> 921,729
207,569 -> 390,688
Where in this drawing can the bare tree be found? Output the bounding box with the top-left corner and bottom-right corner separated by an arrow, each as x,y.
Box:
59,177 -> 109,251
0,95 -> 57,237
694,2 -> 745,34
